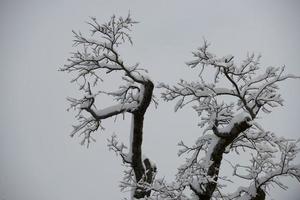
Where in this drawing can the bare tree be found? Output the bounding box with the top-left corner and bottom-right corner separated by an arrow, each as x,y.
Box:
61,15 -> 300,200
60,14 -> 156,199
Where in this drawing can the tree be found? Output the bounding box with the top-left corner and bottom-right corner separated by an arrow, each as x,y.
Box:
61,15 -> 300,200
159,40 -> 300,200
60,14 -> 156,198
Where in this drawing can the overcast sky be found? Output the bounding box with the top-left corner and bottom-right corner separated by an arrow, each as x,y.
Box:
1,0 -> 300,200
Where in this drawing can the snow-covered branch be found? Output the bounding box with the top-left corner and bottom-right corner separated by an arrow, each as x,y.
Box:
61,14 -> 154,145
61,15 -> 149,86
61,18 -> 300,199
159,40 -> 299,199
185,41 -> 299,118
107,134 -> 131,164
61,14 -> 156,199
225,130 -> 300,200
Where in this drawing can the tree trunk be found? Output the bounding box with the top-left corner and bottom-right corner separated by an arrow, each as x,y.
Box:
251,188 -> 266,200
131,81 -> 155,198
195,120 -> 251,199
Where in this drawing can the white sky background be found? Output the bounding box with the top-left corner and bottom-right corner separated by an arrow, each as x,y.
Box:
0,0 -> 300,199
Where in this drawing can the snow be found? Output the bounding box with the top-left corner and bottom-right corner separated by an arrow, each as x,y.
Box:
142,154 -> 157,171
190,179 -> 201,193
218,112 -> 251,134
63,15 -> 300,199
94,102 -> 138,117
202,134 -> 219,168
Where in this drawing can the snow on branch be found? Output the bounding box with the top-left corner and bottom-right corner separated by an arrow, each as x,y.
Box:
159,80 -> 236,110
65,82 -> 138,146
224,131 -> 300,200
62,15 -> 157,199
61,18 -> 300,198
107,134 -> 131,164
161,40 -> 299,137
176,133 -> 222,193
60,14 -> 149,88
185,41 -> 299,118
121,178 -> 189,200
159,40 -> 299,199
61,14 -> 155,147
146,179 -> 189,200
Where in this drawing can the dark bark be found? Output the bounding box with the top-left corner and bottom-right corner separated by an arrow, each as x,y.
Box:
195,120 -> 251,200
251,187 -> 266,200
131,80 -> 155,199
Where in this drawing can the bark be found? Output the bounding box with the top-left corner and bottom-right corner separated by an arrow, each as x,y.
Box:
131,80 -> 155,199
195,119 -> 251,200
251,188 -> 266,200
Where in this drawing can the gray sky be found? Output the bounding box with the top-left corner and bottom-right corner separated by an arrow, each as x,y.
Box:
0,0 -> 300,199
